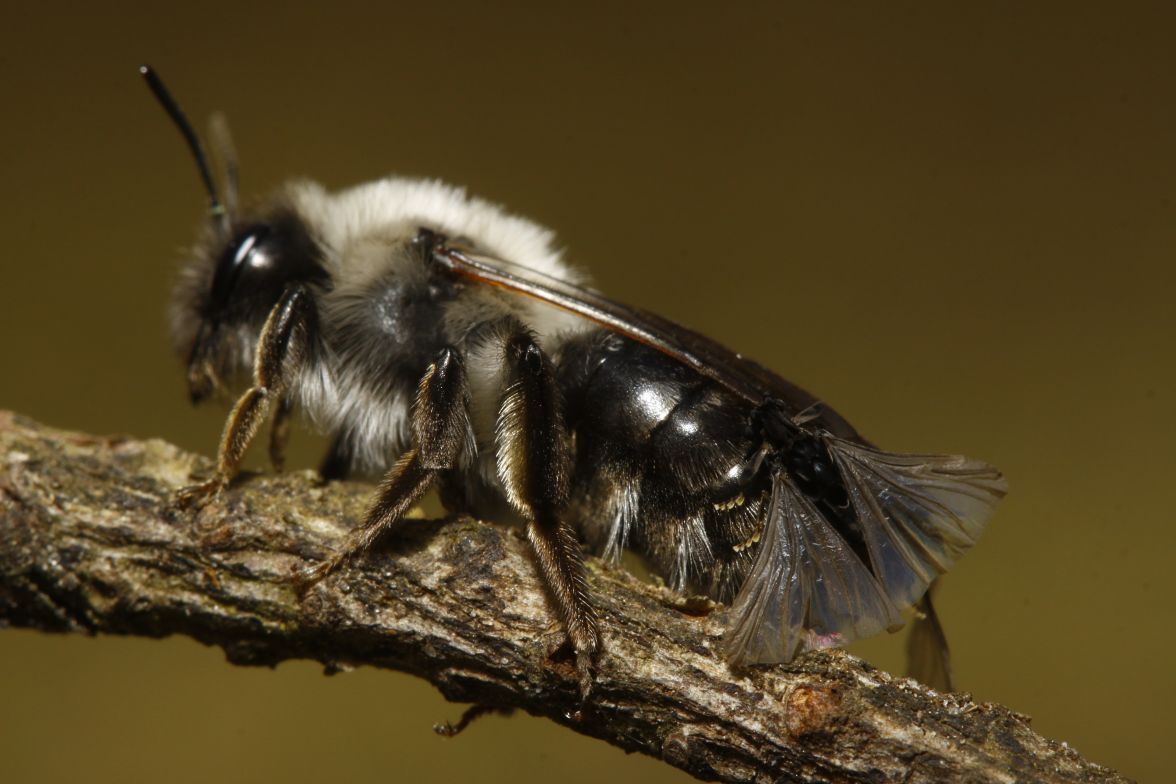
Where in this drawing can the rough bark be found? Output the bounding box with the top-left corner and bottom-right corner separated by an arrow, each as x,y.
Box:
0,411 -> 1128,784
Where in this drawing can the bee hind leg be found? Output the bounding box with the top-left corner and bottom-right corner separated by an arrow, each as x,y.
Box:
496,331 -> 601,701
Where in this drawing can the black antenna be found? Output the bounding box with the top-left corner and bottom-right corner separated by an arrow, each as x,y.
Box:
139,65 -> 225,224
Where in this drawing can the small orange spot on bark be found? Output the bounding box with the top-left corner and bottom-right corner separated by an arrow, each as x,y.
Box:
784,683 -> 842,737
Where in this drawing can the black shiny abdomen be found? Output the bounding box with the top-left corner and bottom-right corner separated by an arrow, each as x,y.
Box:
558,329 -> 866,602
559,331 -> 768,600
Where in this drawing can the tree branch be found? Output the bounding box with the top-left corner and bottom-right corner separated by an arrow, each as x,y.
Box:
0,411 -> 1127,784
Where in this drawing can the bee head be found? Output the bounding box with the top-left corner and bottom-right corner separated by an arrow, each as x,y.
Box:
172,206 -> 326,403
142,66 -> 326,403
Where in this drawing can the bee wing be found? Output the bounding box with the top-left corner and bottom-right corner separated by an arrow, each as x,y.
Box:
723,472 -> 904,665
432,244 -> 865,441
825,436 -> 1007,611
725,439 -> 1006,667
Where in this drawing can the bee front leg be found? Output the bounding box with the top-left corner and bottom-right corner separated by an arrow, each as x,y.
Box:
298,347 -> 473,586
496,333 -> 600,700
175,286 -> 313,509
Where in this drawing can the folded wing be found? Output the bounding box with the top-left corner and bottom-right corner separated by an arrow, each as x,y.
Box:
724,473 -> 904,664
828,438 -> 1007,610
724,440 -> 1006,666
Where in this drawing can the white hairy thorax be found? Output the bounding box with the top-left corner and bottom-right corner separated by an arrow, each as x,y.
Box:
285,177 -> 593,477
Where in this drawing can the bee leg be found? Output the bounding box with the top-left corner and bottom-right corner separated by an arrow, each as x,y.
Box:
297,347 -> 472,587
297,448 -> 435,587
317,431 -> 353,482
268,394 -> 293,473
433,704 -> 515,737
497,332 -> 600,700
174,285 -> 313,509
906,579 -> 954,692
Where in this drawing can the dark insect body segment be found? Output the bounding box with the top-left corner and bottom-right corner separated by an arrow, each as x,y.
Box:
206,211 -> 329,323
558,332 -> 868,604
180,210 -> 329,404
560,333 -> 760,599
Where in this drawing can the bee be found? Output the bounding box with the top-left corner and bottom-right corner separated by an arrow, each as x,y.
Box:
143,66 -> 1006,694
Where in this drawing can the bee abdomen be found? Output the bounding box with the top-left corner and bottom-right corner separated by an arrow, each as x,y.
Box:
560,332 -> 767,596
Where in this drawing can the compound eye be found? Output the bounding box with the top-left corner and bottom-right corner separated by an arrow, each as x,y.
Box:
209,222 -> 280,310
232,226 -> 274,273
204,210 -> 323,324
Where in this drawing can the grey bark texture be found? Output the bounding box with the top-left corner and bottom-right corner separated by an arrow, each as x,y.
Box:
0,411 -> 1129,784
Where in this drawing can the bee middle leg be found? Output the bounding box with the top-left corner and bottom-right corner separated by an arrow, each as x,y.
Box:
496,332 -> 600,698
298,347 -> 473,586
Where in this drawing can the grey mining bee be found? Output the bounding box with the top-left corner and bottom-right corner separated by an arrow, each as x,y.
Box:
144,66 -> 1006,693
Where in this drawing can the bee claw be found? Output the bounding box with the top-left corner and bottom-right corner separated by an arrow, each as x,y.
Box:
576,651 -> 595,704
170,477 -> 225,512
292,559 -> 336,596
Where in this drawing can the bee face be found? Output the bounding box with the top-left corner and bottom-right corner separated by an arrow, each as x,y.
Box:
172,205 -> 327,403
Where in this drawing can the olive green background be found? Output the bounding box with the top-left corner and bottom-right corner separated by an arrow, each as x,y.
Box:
1,3 -> 1172,782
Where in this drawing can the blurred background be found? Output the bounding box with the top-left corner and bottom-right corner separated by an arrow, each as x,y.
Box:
1,2 -> 1172,781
